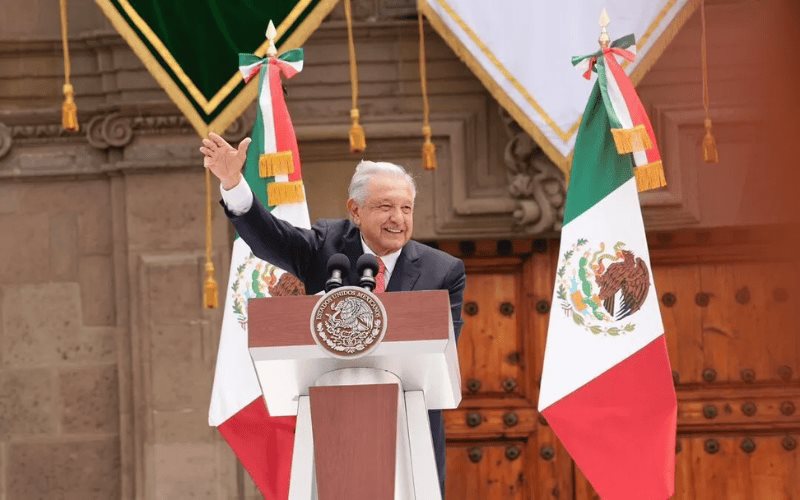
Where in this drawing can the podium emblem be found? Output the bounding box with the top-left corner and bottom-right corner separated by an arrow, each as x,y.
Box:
310,286 -> 388,358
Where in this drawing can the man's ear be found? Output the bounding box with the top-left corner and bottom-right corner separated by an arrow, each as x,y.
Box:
346,198 -> 360,225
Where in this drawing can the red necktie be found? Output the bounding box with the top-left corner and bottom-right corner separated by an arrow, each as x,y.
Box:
374,257 -> 386,293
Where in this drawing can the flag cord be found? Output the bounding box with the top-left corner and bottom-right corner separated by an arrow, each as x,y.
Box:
203,166 -> 218,308
343,0 -> 366,152
700,0 -> 719,163
418,10 -> 437,170
59,0 -> 79,131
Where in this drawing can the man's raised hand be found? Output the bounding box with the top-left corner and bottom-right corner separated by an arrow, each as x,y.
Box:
199,132 -> 252,190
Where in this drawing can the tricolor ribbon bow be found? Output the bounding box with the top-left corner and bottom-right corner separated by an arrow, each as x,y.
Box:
238,48 -> 304,84
571,34 -> 666,192
571,34 -> 637,80
237,47 -> 307,207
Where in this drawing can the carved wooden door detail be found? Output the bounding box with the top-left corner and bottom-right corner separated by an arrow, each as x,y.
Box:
440,232 -> 799,499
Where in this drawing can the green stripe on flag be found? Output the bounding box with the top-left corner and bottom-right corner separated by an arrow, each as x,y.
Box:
563,83 -> 634,225
242,64 -> 274,211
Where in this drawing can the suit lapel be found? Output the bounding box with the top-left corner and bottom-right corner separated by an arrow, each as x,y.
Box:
387,242 -> 421,292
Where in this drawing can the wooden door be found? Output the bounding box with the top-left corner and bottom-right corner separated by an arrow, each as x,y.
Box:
440,230 -> 799,499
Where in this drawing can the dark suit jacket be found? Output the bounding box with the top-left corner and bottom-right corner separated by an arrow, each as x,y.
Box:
223,195 -> 466,491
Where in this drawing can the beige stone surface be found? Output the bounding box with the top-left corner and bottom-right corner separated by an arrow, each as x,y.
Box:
72,327 -> 117,364
77,195 -> 113,256
0,185 -> 18,215
1,283 -> 82,366
141,256 -> 203,324
0,442 -> 5,500
0,214 -> 50,284
79,255 -> 115,326
150,443 -> 216,499
59,363 -> 119,434
152,409 -> 216,443
125,172 -> 207,251
50,212 -> 79,281
7,438 -> 120,499
150,324 -> 212,410
0,368 -> 55,439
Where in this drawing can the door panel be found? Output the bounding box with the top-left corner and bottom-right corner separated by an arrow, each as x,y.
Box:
439,232 -> 799,499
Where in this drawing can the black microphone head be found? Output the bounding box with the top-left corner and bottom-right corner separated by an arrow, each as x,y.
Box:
356,254 -> 379,276
327,253 -> 351,275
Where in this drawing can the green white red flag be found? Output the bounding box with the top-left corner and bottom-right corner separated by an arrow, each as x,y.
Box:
538,35 -> 677,499
208,47 -> 308,499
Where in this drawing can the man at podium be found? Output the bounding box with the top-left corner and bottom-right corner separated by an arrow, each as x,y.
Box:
201,132 -> 466,493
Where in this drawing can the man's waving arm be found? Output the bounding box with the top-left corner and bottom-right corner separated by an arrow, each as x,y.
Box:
202,132 -> 321,280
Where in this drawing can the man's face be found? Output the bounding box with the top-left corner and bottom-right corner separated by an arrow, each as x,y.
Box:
347,174 -> 414,256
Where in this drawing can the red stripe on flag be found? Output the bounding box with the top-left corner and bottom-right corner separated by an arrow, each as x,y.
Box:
218,397 -> 296,499
542,335 -> 677,499
268,61 -> 303,182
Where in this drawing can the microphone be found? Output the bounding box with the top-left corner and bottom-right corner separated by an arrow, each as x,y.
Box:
325,253 -> 351,292
356,254 -> 379,291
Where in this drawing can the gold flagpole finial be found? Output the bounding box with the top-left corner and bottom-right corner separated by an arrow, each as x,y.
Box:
598,8 -> 611,49
266,20 -> 278,57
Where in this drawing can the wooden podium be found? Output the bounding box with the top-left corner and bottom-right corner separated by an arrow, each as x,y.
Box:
248,289 -> 461,500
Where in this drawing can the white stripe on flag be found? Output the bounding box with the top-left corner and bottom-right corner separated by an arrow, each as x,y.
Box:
209,238 -> 264,425
538,178 -> 664,411
260,69 -> 277,154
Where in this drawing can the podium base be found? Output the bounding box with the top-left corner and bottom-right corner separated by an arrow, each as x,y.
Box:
288,368 -> 442,500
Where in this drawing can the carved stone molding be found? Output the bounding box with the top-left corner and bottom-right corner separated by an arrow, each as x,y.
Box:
10,123 -> 71,141
0,123 -> 11,159
86,113 -> 134,149
499,108 -> 566,233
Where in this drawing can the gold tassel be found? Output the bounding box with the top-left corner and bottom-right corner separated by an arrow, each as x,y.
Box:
418,11 -> 437,170
700,0 -> 719,163
203,261 -> 219,309
422,126 -> 437,170
702,118 -> 719,163
59,0 -> 79,132
349,109 -> 366,153
259,151 -> 295,177
61,83 -> 79,131
610,124 -> 652,154
267,181 -> 306,206
203,167 -> 218,309
634,160 -> 667,192
343,0 -> 366,153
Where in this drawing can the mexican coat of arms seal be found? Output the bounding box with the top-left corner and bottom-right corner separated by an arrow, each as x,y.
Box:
556,239 -> 651,336
310,286 -> 388,358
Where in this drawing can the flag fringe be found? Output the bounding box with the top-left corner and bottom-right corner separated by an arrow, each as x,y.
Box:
634,160 -> 667,192
611,124 -> 652,154
259,151 -> 295,177
267,181 -> 305,206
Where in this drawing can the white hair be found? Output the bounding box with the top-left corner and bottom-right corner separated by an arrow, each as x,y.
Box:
347,160 -> 417,205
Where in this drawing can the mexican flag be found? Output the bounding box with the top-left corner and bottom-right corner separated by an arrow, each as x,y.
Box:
537,35 -> 677,499
208,47 -> 308,499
